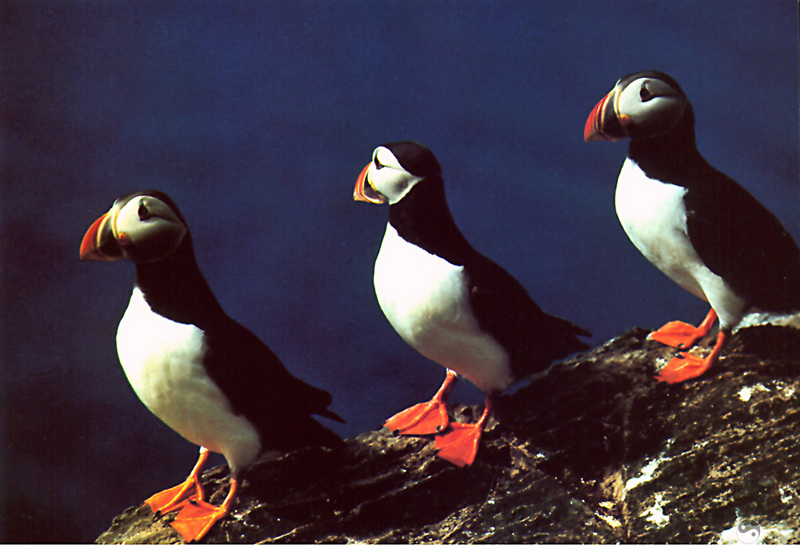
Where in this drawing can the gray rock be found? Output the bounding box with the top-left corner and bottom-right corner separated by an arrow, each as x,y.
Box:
96,325 -> 800,544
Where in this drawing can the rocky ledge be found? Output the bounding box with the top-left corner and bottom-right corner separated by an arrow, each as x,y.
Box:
97,324 -> 800,544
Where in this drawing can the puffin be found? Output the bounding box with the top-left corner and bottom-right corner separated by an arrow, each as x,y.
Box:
353,141 -> 589,467
585,70 -> 800,383
80,190 -> 343,542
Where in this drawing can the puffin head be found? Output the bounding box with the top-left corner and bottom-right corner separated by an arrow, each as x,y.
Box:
584,71 -> 689,142
353,141 -> 442,205
80,190 -> 188,264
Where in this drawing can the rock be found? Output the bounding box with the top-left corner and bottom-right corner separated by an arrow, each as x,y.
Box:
96,324 -> 800,544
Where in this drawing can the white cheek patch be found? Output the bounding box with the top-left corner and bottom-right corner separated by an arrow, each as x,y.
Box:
615,78 -> 686,137
110,197 -> 187,262
371,168 -> 421,205
370,147 -> 423,204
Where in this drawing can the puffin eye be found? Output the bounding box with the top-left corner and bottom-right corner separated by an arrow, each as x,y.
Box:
640,84 -> 654,102
374,157 -> 385,170
138,201 -> 152,221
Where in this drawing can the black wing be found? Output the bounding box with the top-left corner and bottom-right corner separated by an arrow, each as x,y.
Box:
466,252 -> 589,380
202,315 -> 344,452
684,163 -> 800,313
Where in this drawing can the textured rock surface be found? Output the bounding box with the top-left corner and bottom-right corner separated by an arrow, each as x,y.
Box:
96,324 -> 800,544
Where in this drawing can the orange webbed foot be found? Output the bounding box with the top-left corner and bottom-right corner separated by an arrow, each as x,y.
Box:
170,478 -> 239,542
655,352 -> 714,383
146,447 -> 210,515
384,369 -> 458,435
434,422 -> 483,467
433,398 -> 493,468
649,321 -> 706,348
655,330 -> 729,384
384,399 -> 450,435
648,309 -> 718,349
145,480 -> 202,515
170,500 -> 229,542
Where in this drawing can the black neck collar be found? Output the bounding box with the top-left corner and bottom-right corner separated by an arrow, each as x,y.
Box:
627,105 -> 706,185
134,236 -> 224,328
388,175 -> 474,266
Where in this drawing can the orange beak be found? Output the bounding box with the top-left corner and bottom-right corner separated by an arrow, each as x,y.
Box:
353,163 -> 386,204
584,88 -> 628,142
80,211 -> 123,261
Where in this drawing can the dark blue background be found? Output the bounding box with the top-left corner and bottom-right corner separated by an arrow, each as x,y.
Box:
3,1 -> 798,542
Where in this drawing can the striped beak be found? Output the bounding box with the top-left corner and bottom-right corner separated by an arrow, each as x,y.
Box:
353,163 -> 386,204
584,87 -> 626,142
80,210 -> 124,261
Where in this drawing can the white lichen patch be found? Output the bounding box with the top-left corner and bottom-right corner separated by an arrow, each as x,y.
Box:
760,521 -> 797,543
597,512 -> 622,529
718,518 -> 758,545
737,311 -> 799,330
777,382 -> 795,401
737,383 -> 770,402
652,354 -> 674,373
624,455 -> 665,498
778,484 -> 796,504
641,492 -> 669,527
718,518 -> 798,545
622,441 -> 676,502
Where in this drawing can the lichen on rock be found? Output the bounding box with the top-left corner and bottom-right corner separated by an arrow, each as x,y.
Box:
96,324 -> 800,544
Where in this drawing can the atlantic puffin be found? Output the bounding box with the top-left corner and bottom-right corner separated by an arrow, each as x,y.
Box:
80,190 -> 343,542
585,70 -> 800,383
353,141 -> 589,467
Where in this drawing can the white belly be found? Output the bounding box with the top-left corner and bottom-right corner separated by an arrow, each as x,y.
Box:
373,224 -> 513,393
116,287 -> 261,472
615,158 -> 747,328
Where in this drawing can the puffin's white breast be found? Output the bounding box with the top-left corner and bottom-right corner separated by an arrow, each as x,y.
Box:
615,158 -> 747,328
373,224 -> 513,393
116,287 -> 260,472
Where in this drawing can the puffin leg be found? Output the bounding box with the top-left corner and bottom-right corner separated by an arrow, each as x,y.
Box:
655,330 -> 730,384
170,476 -> 239,542
146,447 -> 209,515
384,369 -> 458,435
434,396 -> 494,468
648,308 -> 718,349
